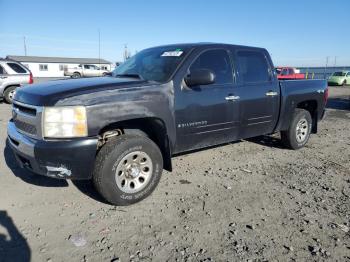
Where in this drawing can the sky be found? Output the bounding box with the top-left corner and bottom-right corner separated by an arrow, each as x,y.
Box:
0,0 -> 349,67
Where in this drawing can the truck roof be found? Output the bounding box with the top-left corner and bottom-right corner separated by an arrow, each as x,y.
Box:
148,42 -> 267,51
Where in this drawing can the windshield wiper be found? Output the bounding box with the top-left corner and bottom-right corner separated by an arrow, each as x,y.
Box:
115,74 -> 143,80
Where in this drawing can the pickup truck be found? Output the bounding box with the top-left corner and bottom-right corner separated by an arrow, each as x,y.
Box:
7,43 -> 328,205
276,67 -> 305,80
64,64 -> 110,78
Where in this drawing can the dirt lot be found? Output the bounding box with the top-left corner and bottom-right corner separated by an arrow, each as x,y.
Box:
0,87 -> 349,262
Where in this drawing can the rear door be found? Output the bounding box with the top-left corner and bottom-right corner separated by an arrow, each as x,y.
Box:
174,48 -> 240,152
232,49 -> 280,139
0,65 -> 7,90
6,62 -> 29,85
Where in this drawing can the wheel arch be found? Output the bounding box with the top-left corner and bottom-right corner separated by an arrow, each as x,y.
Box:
296,100 -> 318,133
98,117 -> 172,172
4,84 -> 20,92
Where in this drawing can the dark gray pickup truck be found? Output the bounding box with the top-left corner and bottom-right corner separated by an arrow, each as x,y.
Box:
7,43 -> 328,205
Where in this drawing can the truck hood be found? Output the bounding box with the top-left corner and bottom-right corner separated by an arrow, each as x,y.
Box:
14,77 -> 148,106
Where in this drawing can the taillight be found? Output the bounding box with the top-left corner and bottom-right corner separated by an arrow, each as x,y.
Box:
29,72 -> 33,84
324,87 -> 329,103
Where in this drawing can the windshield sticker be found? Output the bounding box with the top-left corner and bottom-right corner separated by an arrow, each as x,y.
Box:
161,50 -> 183,57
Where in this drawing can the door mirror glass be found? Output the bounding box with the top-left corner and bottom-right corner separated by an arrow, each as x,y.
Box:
185,68 -> 215,87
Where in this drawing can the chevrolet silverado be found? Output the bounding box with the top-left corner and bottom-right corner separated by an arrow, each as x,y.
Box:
7,43 -> 328,205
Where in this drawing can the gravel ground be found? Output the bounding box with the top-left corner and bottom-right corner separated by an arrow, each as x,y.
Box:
0,86 -> 349,262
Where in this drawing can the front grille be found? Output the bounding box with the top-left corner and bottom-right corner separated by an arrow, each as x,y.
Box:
13,103 -> 37,116
14,119 -> 37,135
12,101 -> 42,139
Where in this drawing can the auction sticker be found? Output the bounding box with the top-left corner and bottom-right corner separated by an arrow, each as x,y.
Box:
161,50 -> 183,57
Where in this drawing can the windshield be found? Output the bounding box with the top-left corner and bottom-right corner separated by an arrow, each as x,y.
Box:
332,72 -> 346,76
112,46 -> 190,82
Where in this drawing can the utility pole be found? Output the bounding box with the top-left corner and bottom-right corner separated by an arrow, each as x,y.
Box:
98,29 -> 101,67
123,44 -> 128,61
324,56 -> 329,79
23,36 -> 27,56
333,56 -> 337,69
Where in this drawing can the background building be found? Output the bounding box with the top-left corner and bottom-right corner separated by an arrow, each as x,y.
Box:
6,55 -> 113,77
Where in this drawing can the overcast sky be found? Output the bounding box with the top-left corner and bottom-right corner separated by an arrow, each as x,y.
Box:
0,0 -> 349,67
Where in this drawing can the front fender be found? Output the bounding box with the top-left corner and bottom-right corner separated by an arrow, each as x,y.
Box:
57,82 -> 176,149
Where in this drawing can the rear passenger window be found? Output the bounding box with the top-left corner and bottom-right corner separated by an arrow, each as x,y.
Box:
7,63 -> 27,73
0,65 -> 6,74
236,51 -> 270,83
190,49 -> 233,85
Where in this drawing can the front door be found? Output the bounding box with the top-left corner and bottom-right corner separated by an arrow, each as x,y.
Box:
174,48 -> 240,153
233,49 -> 280,139
83,65 -> 95,77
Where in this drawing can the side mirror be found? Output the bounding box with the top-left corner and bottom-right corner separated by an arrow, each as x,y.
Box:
185,69 -> 215,87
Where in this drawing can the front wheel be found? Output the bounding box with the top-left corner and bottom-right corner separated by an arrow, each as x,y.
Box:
281,109 -> 312,150
93,134 -> 163,206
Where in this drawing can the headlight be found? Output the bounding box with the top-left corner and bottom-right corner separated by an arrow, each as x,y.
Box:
43,106 -> 87,138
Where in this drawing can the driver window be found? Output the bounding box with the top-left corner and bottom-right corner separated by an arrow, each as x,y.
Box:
189,49 -> 233,85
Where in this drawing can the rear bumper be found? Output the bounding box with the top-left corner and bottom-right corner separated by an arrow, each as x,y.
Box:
7,120 -> 98,179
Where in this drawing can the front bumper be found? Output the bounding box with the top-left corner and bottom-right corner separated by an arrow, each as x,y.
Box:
327,81 -> 342,86
7,120 -> 98,179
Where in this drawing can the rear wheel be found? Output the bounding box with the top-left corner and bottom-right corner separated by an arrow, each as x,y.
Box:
3,86 -> 17,104
281,109 -> 312,150
93,134 -> 163,206
72,72 -> 81,79
343,80 -> 347,86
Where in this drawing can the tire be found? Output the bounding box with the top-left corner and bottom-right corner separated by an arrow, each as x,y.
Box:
93,134 -> 163,206
3,86 -> 17,104
281,109 -> 312,150
72,72 -> 81,79
342,80 -> 347,86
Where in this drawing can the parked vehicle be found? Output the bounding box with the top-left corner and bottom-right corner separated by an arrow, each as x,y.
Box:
0,59 -> 33,103
328,71 -> 350,86
7,43 -> 328,205
276,67 -> 305,80
64,64 -> 110,78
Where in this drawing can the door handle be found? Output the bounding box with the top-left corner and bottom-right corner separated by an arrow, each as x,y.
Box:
0,76 -> 8,79
266,91 -> 278,97
225,95 -> 240,101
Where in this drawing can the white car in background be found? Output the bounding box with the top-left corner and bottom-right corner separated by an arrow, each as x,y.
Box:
64,64 -> 110,78
0,59 -> 33,103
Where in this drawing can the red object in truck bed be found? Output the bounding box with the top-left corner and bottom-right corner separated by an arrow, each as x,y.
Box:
276,67 -> 305,80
